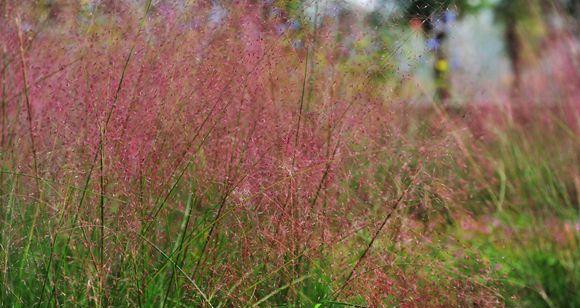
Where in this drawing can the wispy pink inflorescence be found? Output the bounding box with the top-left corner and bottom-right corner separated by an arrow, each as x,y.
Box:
1,2 -> 578,304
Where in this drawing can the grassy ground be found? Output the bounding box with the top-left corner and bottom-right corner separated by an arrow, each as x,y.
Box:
1,105 -> 577,307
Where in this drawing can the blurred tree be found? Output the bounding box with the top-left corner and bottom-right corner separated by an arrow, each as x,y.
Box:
273,0 -> 305,23
396,0 -> 463,101
494,0 -> 543,93
393,0 -> 559,98
496,0 -> 579,94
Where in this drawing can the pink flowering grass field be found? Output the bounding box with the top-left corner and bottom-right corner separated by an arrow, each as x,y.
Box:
0,1 -> 578,307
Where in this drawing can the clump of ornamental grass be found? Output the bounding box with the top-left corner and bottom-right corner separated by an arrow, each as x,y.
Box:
0,0 -> 578,307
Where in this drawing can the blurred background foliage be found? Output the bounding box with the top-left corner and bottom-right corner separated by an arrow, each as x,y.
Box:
12,0 -> 579,101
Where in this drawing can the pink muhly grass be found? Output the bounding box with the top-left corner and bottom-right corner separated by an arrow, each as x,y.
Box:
0,1 -> 577,306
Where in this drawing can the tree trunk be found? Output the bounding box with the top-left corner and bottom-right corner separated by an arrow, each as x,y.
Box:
433,31 -> 451,101
424,15 -> 451,103
505,16 -> 522,95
